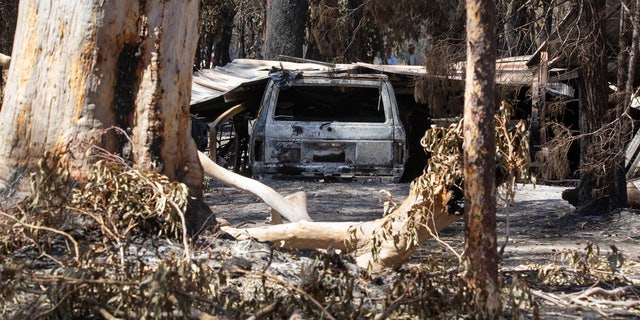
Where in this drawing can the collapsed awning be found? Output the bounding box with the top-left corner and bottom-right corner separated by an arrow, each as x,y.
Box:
190,57 -> 537,119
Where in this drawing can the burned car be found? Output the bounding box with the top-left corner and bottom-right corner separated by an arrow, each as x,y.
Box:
249,72 -> 407,181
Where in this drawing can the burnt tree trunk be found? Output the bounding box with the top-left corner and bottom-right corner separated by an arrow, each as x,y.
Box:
464,0 -> 501,317
213,2 -> 236,67
264,0 -> 308,59
0,1 -> 210,231
617,1 -> 630,96
624,0 -> 639,107
577,0 -> 628,211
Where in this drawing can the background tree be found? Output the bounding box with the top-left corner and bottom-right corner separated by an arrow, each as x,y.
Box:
197,0 -> 238,69
576,0 -> 628,211
196,0 -> 266,68
264,0 -> 308,59
0,1 -> 211,231
0,0 -> 17,99
0,0 -> 17,55
233,0 -> 267,60
463,0 -> 501,316
307,0 -> 374,62
498,0 -> 534,56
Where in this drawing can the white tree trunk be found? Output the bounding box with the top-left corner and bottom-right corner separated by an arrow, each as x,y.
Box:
464,0 -> 501,315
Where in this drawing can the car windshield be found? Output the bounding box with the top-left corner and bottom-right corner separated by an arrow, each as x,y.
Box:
273,85 -> 386,123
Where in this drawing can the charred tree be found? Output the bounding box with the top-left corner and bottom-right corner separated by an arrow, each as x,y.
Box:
623,0 -> 639,107
577,0 -> 628,211
463,0 -> 501,317
501,0 -> 531,56
0,1 -> 211,232
264,0 -> 308,59
198,0 -> 237,68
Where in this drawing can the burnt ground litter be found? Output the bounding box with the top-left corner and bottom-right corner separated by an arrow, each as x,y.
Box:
5,180 -> 638,318
205,179 -> 640,318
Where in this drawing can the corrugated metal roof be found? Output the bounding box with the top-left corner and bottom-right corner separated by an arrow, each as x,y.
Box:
190,57 -> 536,117
190,59 -> 352,106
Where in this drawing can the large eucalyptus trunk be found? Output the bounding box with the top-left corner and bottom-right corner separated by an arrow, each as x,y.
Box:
0,1 -> 208,229
464,0 -> 501,317
623,0 -> 639,108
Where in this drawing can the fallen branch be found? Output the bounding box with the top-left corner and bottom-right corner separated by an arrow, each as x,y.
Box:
202,109 -> 527,271
199,151 -> 311,223
200,150 -> 458,270
572,285 -> 640,309
246,299 -> 281,320
576,285 -> 638,300
530,285 -> 640,317
221,186 -> 460,271
0,208 -> 80,261
531,289 -> 570,307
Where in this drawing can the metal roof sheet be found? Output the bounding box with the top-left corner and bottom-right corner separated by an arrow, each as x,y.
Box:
190,59 -> 352,106
190,57 -> 537,117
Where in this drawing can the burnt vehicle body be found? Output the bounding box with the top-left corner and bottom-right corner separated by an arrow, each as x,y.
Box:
250,73 -> 407,181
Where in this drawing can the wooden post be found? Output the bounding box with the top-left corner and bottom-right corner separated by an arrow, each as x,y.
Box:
531,51 -> 548,149
539,52 -> 548,144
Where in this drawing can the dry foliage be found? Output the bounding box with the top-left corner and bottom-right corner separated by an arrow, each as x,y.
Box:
538,101 -> 634,188
537,122 -> 574,181
519,243 -> 639,318
417,100 -> 531,208
0,148 -> 190,254
308,0 -> 375,63
306,0 -> 466,63
72,155 -> 189,241
360,100 -> 531,271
